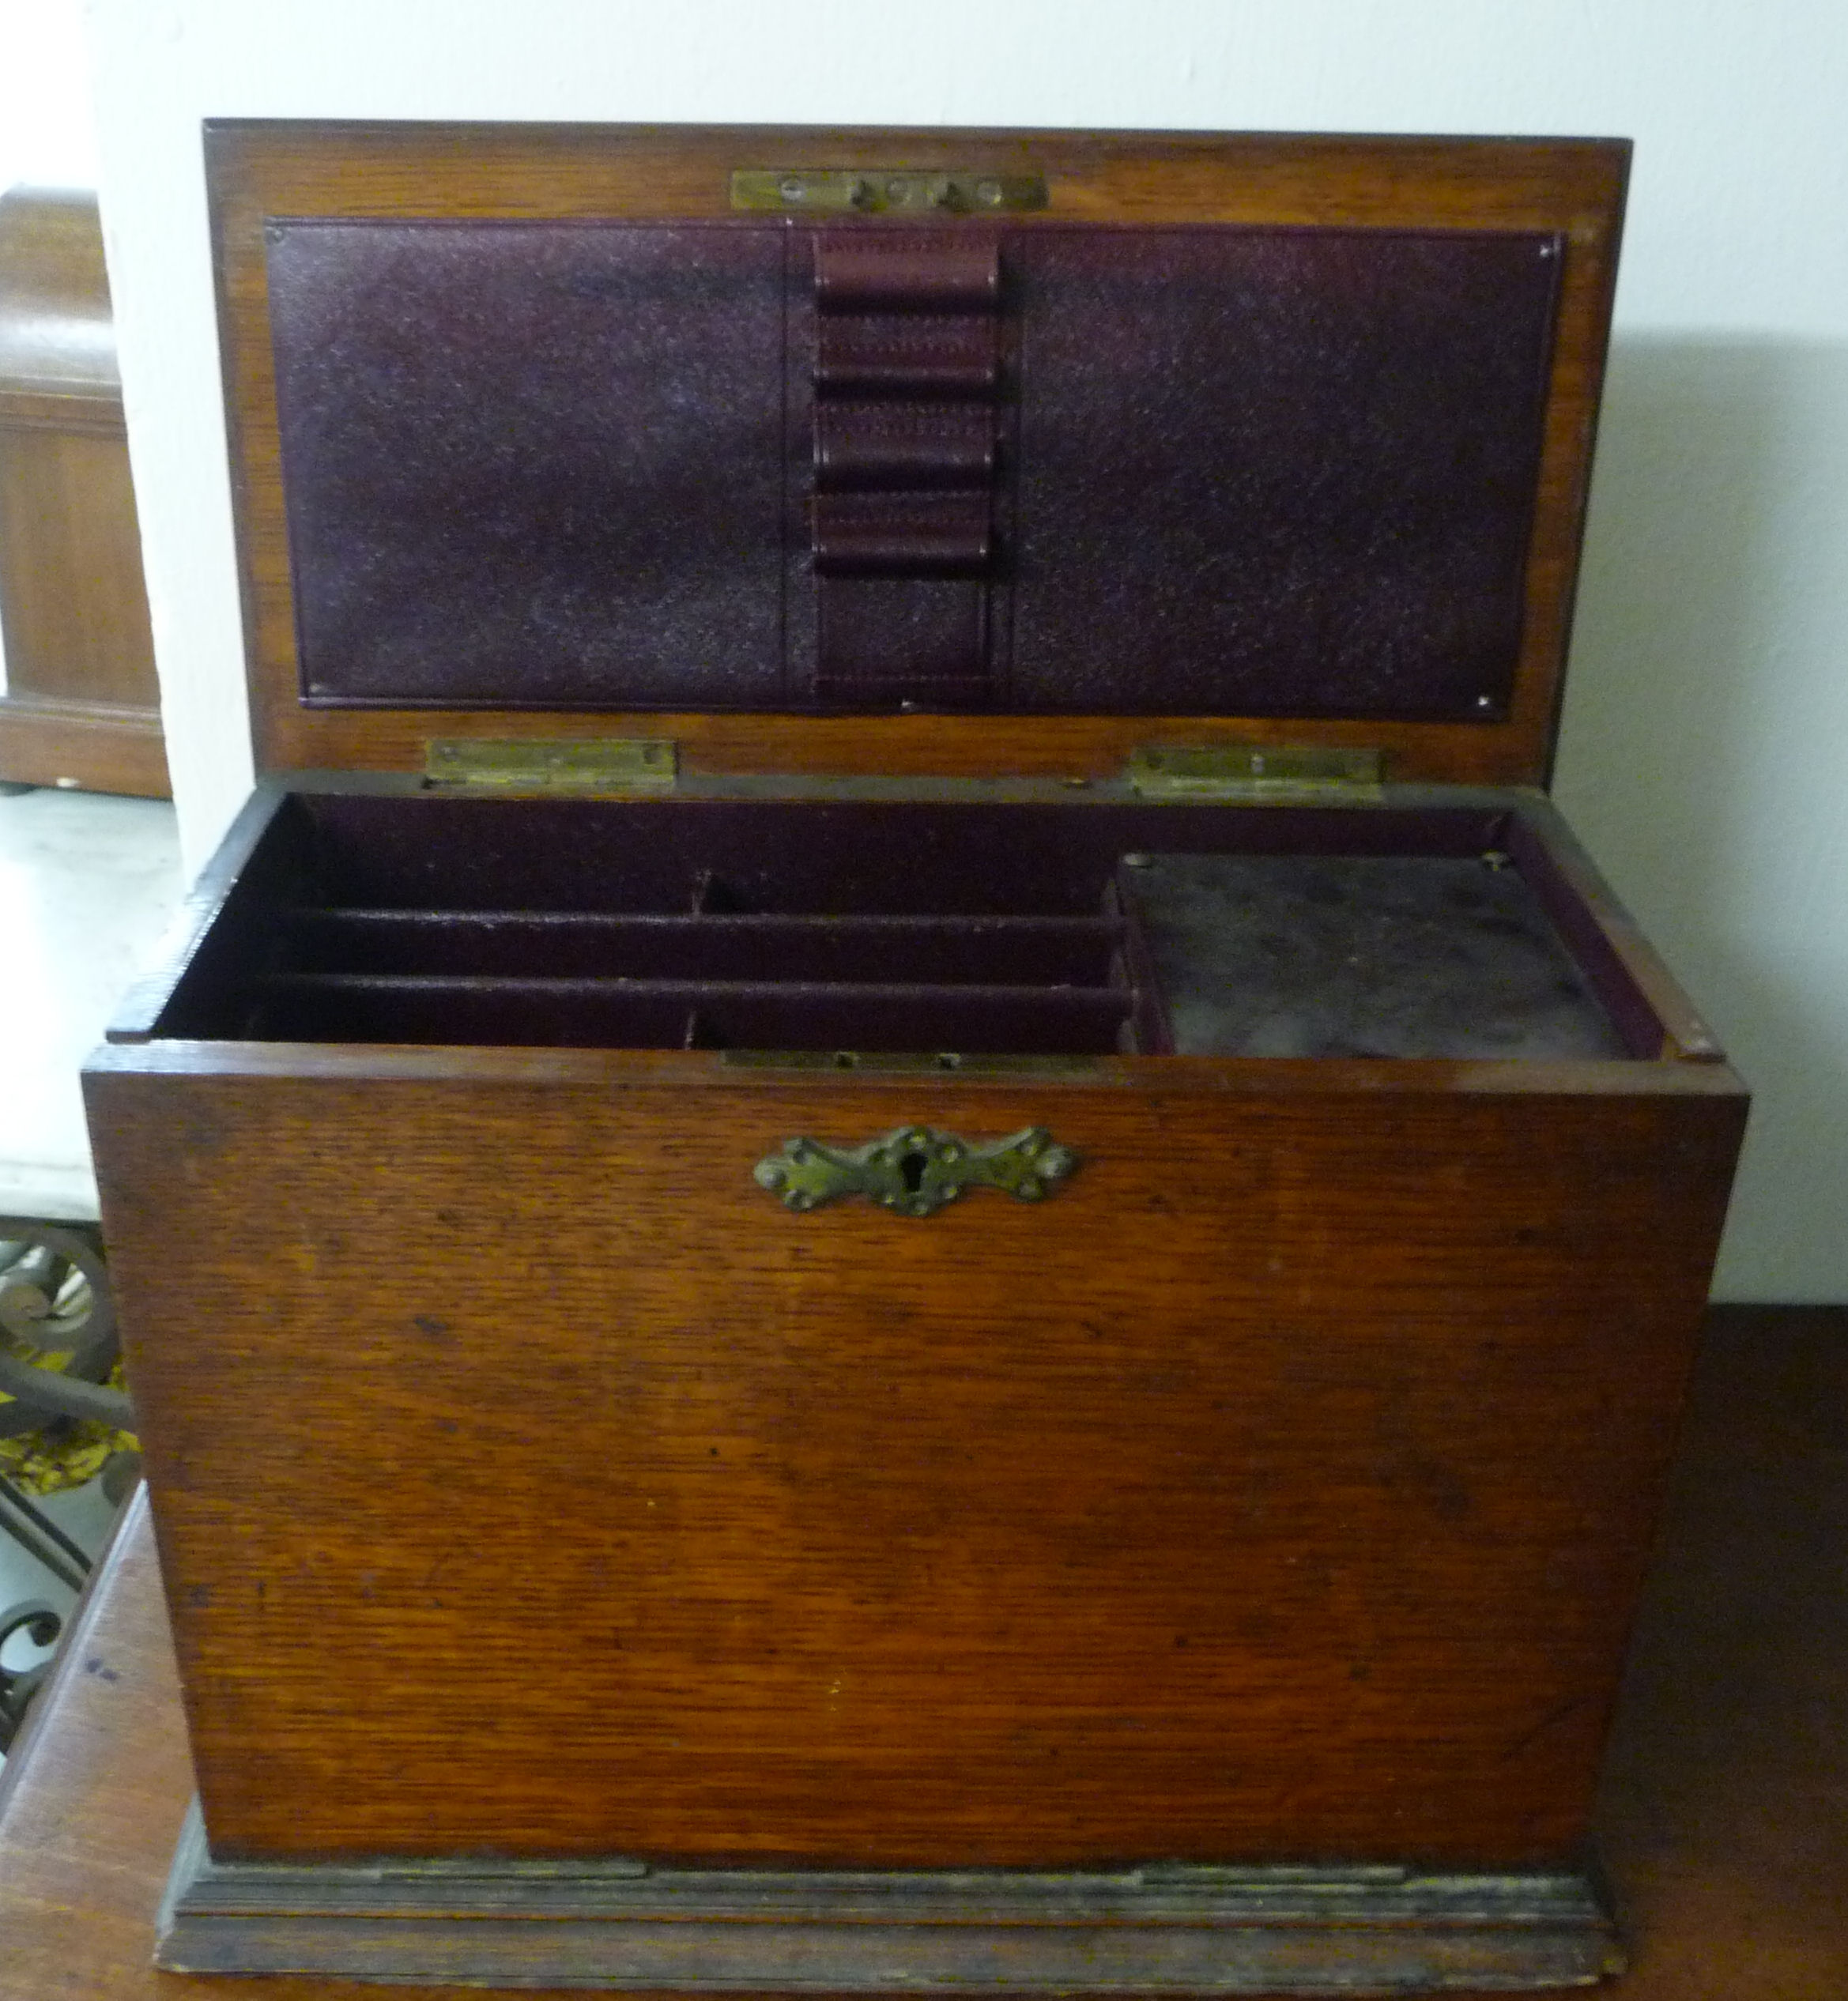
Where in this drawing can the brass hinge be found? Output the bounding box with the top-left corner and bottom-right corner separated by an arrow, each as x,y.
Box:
731,169 -> 1048,216
423,739 -> 677,793
1126,744 -> 1385,803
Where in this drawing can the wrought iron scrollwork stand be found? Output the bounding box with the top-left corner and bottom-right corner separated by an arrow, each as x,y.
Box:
0,1218 -> 135,1753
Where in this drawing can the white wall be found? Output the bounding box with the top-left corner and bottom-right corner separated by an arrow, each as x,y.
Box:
82,0 -> 1848,1300
0,0 -> 97,193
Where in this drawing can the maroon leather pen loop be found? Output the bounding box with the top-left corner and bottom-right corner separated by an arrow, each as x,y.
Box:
814,403 -> 998,492
811,491 -> 994,577
815,315 -> 1000,398
814,237 -> 1001,312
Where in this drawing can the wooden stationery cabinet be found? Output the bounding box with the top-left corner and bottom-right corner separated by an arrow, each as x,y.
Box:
83,122 -> 1745,1992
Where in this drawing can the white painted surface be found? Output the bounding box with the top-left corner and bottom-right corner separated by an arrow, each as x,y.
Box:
0,0 -> 97,194
0,789 -> 183,1217
75,0 -> 1848,1298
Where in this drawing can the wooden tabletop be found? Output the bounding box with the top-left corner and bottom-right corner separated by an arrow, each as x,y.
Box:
1,1305 -> 1842,2000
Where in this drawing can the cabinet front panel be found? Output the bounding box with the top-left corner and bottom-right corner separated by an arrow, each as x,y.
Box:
89,1063 -> 1742,1867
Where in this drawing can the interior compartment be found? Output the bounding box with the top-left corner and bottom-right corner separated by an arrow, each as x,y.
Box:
137,794 -> 1664,1060
1116,854 -> 1628,1061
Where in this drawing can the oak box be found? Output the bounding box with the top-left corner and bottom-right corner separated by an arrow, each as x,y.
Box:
83,122 -> 1746,1992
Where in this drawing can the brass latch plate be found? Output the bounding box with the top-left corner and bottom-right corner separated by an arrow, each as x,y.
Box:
423,739 -> 677,793
1126,744 -> 1385,803
731,169 -> 1048,216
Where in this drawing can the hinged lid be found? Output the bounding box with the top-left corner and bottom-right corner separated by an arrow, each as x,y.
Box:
207,122 -> 1627,790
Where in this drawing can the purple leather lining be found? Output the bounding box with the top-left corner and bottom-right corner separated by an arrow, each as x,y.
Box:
264,218 -> 1559,719
267,221 -> 790,710
813,578 -> 990,700
1007,229 -> 1559,718
300,794 -> 1505,914
249,978 -> 1130,1057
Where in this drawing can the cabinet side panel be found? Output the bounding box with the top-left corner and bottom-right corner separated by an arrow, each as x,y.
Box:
87,1065 -> 1741,1867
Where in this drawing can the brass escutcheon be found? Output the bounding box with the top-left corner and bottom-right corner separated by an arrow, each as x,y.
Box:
752,1125 -> 1077,1219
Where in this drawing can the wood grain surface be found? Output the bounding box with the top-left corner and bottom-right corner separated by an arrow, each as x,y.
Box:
86,1050 -> 1741,1865
2,1307 -> 1841,1999
204,123 -> 1624,789
0,188 -> 168,796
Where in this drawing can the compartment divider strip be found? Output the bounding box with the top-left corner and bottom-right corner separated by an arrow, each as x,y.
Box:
286,911 -> 1124,934
257,973 -> 1131,1012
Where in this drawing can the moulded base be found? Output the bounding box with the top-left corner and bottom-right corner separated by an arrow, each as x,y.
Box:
157,1802 -> 1622,1992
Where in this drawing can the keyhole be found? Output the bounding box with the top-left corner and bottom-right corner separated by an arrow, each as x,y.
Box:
899,1150 -> 929,1194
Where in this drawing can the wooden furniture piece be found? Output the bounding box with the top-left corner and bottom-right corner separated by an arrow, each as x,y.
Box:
0,187 -> 169,797
2,1309 -> 1842,2001
81,124 -> 1748,1990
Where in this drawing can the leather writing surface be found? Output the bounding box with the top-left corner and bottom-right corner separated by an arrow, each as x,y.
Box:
267,220 -> 788,710
1008,228 -> 1559,718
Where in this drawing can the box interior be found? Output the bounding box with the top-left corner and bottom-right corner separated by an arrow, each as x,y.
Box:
138,796 -> 1661,1061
